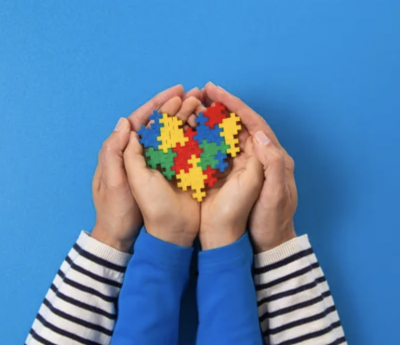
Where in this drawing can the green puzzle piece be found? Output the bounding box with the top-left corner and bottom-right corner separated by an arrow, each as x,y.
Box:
198,140 -> 230,170
160,161 -> 176,180
198,152 -> 218,169
145,147 -> 177,180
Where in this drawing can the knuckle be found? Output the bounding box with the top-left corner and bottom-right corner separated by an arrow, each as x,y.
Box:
286,154 -> 295,171
149,100 -> 159,111
186,95 -> 199,103
101,139 -> 113,153
268,148 -> 284,166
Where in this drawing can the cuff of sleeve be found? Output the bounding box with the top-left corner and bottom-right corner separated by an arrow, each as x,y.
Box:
133,229 -> 194,269
78,231 -> 132,267
198,232 -> 252,269
253,234 -> 311,268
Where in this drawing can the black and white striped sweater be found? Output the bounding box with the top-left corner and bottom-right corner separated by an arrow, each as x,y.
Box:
26,232 -> 346,345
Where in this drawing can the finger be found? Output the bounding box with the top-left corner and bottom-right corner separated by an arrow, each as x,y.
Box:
187,103 -> 207,128
184,87 -> 204,103
203,82 -> 282,148
201,86 -> 214,107
253,131 -> 286,193
243,136 -> 264,188
124,132 -> 150,192
238,128 -> 249,151
159,96 -> 182,115
175,96 -> 201,124
128,84 -> 184,131
100,118 -> 131,187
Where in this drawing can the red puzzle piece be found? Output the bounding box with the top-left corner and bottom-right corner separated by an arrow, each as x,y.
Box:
203,166 -> 217,188
204,102 -> 228,129
172,127 -> 203,173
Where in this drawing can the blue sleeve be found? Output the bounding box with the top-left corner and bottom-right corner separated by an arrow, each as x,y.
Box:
196,232 -> 263,345
111,230 -> 193,345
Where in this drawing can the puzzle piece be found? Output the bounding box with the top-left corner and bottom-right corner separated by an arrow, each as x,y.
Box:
187,166 -> 207,202
172,128 -> 203,174
138,111 -> 164,149
198,151 -> 218,170
203,166 -> 217,188
197,140 -> 230,170
204,102 -> 228,129
176,169 -> 191,191
199,139 -> 230,156
214,151 -> 228,172
160,162 -> 176,180
219,112 -> 242,157
194,113 -> 224,145
176,155 -> 207,202
157,113 -> 188,153
145,147 -> 177,180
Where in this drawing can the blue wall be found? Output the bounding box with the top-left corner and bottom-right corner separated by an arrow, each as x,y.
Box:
1,1 -> 399,344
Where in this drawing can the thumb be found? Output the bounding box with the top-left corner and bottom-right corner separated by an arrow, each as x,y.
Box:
123,131 -> 150,192
253,131 -> 286,191
242,137 -> 264,191
100,118 -> 131,186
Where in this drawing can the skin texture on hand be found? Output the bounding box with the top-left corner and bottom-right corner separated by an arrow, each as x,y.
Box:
199,136 -> 264,250
92,117 -> 142,253
92,85 -> 203,252
123,96 -> 203,248
203,83 -> 297,253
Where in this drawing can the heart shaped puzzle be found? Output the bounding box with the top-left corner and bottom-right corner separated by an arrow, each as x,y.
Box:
138,102 -> 242,202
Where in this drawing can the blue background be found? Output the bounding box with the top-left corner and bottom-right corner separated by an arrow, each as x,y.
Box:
1,1 -> 399,344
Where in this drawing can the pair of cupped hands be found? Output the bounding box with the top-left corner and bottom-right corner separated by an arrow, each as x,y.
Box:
91,83 -> 297,254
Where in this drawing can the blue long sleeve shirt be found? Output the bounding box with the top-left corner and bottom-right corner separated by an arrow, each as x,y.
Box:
196,233 -> 262,345
111,231 -> 262,345
111,230 -> 193,345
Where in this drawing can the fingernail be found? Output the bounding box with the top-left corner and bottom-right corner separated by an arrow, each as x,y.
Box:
218,85 -> 227,91
255,131 -> 271,146
114,118 -> 125,132
208,81 -> 216,87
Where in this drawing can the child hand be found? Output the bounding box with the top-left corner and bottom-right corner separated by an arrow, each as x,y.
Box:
123,96 -> 203,247
199,130 -> 264,250
92,85 -> 192,252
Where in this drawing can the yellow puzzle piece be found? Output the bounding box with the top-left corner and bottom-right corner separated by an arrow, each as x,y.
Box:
176,155 -> 207,202
157,113 -> 188,153
219,113 -> 242,157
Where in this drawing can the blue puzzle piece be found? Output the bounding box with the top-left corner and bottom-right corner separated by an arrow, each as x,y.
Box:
194,113 -> 223,145
214,151 -> 228,172
138,110 -> 164,148
138,125 -> 160,148
148,110 -> 163,131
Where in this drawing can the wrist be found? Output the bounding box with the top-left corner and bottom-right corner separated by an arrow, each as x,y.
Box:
91,225 -> 134,253
145,224 -> 196,248
200,226 -> 244,250
252,227 -> 297,254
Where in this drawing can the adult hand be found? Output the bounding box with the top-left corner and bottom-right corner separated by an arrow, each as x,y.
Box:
203,82 -> 297,253
123,96 -> 203,247
92,85 -> 201,252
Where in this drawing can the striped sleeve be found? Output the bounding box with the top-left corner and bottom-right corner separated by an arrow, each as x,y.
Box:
26,231 -> 131,345
254,235 -> 346,345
